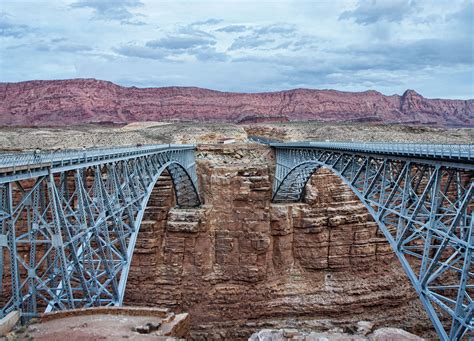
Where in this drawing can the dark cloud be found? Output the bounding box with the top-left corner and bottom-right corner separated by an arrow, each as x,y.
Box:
70,0 -> 144,24
253,23 -> 296,35
230,32 -> 472,88
227,24 -> 297,51
146,35 -> 215,50
339,0 -> 418,25
194,47 -> 228,62
51,37 -> 68,43
216,25 -> 249,33
343,38 -> 473,69
114,44 -> 167,60
115,23 -> 222,61
290,36 -> 322,50
191,18 -> 222,26
226,23 -> 299,50
116,31 -> 226,62
177,26 -> 215,39
229,35 -> 275,50
0,12 -> 31,37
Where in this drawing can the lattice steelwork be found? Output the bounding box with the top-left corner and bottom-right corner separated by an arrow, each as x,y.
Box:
0,144 -> 200,319
272,142 -> 473,341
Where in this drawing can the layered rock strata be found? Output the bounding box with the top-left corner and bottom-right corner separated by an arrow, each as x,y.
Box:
1,79 -> 472,127
123,144 -> 434,340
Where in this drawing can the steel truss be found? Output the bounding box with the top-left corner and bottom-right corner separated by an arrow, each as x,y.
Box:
272,142 -> 473,340
0,144 -> 200,319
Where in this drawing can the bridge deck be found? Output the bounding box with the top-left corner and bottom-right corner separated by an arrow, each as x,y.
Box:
0,144 -> 196,182
270,141 -> 473,163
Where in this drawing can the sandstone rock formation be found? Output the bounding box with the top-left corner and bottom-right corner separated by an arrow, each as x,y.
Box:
123,144 -> 435,340
248,326 -> 425,341
1,79 -> 472,127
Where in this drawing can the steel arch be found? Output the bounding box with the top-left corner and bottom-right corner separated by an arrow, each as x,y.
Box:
272,142 -> 473,341
0,144 -> 200,319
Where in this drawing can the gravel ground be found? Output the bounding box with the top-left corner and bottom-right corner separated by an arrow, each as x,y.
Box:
0,121 -> 471,152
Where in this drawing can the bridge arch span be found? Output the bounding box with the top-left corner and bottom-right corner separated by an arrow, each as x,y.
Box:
0,145 -> 200,318
116,159 -> 200,305
272,142 -> 473,340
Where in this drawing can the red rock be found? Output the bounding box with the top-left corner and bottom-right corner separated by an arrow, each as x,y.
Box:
0,79 -> 472,127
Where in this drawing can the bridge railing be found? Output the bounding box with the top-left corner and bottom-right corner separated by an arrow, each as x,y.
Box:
270,141 -> 473,161
0,144 -> 196,171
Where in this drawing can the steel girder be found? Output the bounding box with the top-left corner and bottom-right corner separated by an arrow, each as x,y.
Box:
272,143 -> 473,341
0,145 -> 200,319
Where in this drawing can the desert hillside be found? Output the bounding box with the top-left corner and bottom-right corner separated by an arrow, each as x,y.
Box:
1,79 -> 472,127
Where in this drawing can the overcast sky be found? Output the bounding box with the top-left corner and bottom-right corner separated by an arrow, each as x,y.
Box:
0,0 -> 473,98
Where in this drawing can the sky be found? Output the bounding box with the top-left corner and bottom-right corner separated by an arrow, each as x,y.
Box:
0,0 -> 473,98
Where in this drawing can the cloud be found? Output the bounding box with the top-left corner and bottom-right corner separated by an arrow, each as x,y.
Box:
6,37 -> 94,54
115,41 -> 227,62
146,35 -> 215,50
191,18 -> 222,26
227,23 -> 297,51
254,23 -> 297,35
343,38 -> 473,70
70,0 -> 144,23
227,24 -> 297,51
216,25 -> 249,33
0,12 -> 32,37
194,47 -> 228,62
2,0 -> 473,99
445,1 -> 474,34
176,26 -> 215,39
339,0 -> 418,25
114,23 -> 222,61
229,35 -> 275,50
114,44 -> 167,60
43,43 -> 93,53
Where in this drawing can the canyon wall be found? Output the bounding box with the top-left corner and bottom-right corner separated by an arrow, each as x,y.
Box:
1,79 -> 472,127
124,144 -> 434,340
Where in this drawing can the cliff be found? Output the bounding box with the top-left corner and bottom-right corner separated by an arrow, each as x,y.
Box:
123,144 -> 435,340
0,79 -> 472,127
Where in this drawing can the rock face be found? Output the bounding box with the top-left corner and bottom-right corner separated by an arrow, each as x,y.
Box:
123,144 -> 435,340
0,79 -> 472,127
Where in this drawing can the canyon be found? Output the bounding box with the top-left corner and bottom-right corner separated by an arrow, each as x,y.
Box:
123,144 -> 435,339
0,124 -> 470,339
1,79 -> 473,127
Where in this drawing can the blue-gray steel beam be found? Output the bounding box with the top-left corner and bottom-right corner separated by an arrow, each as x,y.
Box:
271,142 -> 473,340
0,144 -> 200,320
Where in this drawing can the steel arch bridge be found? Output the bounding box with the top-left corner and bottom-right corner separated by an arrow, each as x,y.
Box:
0,144 -> 200,319
272,142 -> 473,340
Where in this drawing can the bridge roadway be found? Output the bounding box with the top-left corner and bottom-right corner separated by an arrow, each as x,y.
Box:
271,141 -> 473,163
0,141 -> 472,340
0,144 -> 197,183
